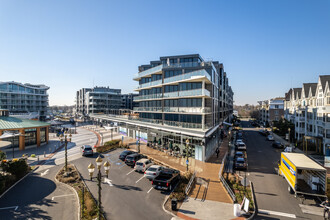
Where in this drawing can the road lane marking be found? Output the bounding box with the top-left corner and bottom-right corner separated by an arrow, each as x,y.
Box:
104,178 -> 113,186
147,187 -> 153,193
118,163 -> 126,169
259,209 -> 296,218
136,175 -> 145,183
126,170 -> 135,175
40,169 -> 49,176
0,206 -> 18,211
52,194 -> 75,200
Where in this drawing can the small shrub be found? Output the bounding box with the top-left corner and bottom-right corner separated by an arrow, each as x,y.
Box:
31,154 -> 36,158
0,151 -> 6,161
0,159 -> 29,179
0,171 -> 15,194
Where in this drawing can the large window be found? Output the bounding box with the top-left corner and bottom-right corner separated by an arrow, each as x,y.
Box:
179,98 -> 202,107
25,129 -> 37,146
164,70 -> 182,78
180,115 -> 202,123
179,82 -> 202,91
165,99 -> 178,107
40,127 -> 46,143
164,85 -> 178,93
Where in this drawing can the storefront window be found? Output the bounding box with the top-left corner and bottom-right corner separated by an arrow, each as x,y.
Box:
25,128 -> 37,146
40,127 -> 46,143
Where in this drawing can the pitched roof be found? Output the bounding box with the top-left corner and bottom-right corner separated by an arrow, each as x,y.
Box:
0,117 -> 50,130
303,83 -> 316,98
285,89 -> 292,101
319,75 -> 330,91
309,83 -> 318,97
293,88 -> 302,99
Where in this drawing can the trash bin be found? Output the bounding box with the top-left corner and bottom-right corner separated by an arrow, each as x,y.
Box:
171,198 -> 177,211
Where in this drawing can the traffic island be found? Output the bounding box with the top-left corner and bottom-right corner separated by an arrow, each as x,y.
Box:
56,164 -> 104,220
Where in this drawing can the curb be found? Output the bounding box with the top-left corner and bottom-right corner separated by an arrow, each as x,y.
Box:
54,166 -> 80,220
247,181 -> 257,220
0,166 -> 38,199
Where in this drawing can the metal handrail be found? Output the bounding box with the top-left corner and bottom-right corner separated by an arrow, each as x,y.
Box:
220,175 -> 236,202
185,171 -> 196,195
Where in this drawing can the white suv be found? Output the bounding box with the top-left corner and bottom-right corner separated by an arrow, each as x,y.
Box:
145,165 -> 163,180
134,158 -> 153,173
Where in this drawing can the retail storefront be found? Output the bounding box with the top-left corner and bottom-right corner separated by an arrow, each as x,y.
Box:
0,116 -> 50,150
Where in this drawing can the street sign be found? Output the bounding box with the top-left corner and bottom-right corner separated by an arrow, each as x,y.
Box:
186,159 -> 189,165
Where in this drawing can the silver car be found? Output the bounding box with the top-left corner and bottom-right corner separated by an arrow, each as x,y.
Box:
81,145 -> 93,156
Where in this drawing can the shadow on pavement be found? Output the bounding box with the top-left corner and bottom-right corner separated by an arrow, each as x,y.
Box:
255,192 -> 278,196
254,215 -> 281,220
112,184 -> 142,191
13,198 -> 56,220
178,209 -> 196,215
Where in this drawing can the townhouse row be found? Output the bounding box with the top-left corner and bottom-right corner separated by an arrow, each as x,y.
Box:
284,75 -> 330,153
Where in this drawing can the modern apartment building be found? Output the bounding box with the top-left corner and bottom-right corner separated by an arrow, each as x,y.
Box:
284,75 -> 330,153
258,98 -> 285,126
0,81 -> 49,120
121,93 -> 138,110
76,86 -> 122,115
90,54 -> 234,162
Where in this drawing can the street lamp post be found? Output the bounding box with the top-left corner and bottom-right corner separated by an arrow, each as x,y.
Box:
185,139 -> 190,172
288,128 -> 291,146
138,127 -> 141,153
88,156 -> 110,220
59,131 -> 72,171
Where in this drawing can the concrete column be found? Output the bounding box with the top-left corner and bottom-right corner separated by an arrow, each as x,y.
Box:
19,129 -> 25,151
202,115 -> 205,130
46,127 -> 49,143
36,127 -> 41,147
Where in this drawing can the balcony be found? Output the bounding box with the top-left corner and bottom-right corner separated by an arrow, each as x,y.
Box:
163,89 -> 210,99
136,79 -> 162,90
133,64 -> 163,80
133,107 -> 162,112
163,69 -> 211,84
134,93 -> 163,101
163,62 -> 202,69
163,107 -> 211,113
163,120 -> 203,129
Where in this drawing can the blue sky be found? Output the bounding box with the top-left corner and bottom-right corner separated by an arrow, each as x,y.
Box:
0,0 -> 329,106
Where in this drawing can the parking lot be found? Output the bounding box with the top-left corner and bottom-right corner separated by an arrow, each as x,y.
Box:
73,148 -> 173,220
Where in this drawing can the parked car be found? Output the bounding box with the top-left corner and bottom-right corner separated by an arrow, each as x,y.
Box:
236,142 -> 247,151
235,151 -> 244,158
267,135 -> 274,141
152,168 -> 180,191
81,145 -> 93,156
134,158 -> 153,173
125,153 -> 146,167
236,133 -> 243,139
235,157 -> 247,170
272,141 -> 284,149
235,139 -> 244,146
145,165 -> 163,180
119,150 -> 135,161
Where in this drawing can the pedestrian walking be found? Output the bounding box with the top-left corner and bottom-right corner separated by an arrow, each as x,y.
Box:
216,148 -> 220,158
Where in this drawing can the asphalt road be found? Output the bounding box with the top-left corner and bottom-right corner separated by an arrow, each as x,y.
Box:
72,148 -> 173,220
0,165 -> 78,220
240,120 -> 322,220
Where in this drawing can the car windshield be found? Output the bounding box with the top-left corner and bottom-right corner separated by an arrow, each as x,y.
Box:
147,167 -> 157,172
236,152 -> 243,155
84,146 -> 92,150
136,162 -> 143,166
237,160 -> 244,164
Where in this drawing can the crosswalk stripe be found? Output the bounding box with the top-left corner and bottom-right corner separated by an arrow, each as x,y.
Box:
259,209 -> 296,218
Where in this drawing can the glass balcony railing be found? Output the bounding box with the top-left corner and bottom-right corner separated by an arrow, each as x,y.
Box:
133,64 -> 163,79
163,107 -> 212,113
133,107 -> 162,112
178,89 -> 210,97
133,93 -> 163,101
163,69 -> 211,84
163,62 -> 202,68
136,79 -> 162,90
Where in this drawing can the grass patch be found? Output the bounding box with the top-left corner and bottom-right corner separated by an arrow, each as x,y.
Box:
56,164 -> 104,220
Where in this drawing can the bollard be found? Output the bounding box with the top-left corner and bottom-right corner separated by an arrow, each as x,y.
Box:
44,151 -> 46,158
38,156 -> 39,162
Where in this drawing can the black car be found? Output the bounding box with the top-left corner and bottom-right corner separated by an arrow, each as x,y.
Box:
119,150 -> 135,161
125,153 -> 146,167
272,141 -> 284,149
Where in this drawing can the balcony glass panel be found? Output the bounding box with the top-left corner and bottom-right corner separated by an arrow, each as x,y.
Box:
134,107 -> 162,112
134,93 -> 163,101
164,69 -> 211,84
134,64 -> 163,79
137,79 -> 162,90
